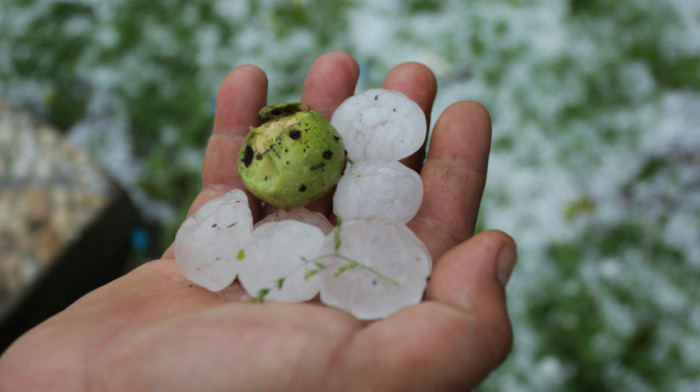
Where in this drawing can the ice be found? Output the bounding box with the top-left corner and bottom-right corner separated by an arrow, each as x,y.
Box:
255,207 -> 334,235
173,189 -> 254,291
319,217 -> 432,320
333,160 -> 423,223
331,89 -> 427,162
237,220 -> 325,302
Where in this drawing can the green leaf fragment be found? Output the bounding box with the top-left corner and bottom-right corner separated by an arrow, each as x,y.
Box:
334,217 -> 342,251
304,269 -> 318,280
275,278 -> 285,290
236,249 -> 245,261
333,262 -> 358,277
251,288 -> 270,303
329,254 -> 403,288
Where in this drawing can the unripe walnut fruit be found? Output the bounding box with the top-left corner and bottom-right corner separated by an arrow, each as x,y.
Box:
238,103 -> 346,209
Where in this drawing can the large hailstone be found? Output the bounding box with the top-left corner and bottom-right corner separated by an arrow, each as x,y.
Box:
174,189 -> 254,291
333,160 -> 423,224
330,89 -> 427,162
256,207 -> 334,235
237,220 -> 325,302
319,217 -> 432,320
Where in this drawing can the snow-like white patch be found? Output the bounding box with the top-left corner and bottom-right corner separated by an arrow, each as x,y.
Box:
67,91 -> 175,222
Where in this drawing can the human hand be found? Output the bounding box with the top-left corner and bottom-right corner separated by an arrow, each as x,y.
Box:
0,51 -> 517,391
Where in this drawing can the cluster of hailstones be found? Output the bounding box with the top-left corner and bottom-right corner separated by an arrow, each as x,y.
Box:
174,89 -> 431,320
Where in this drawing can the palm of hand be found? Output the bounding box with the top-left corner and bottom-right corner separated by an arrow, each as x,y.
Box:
0,52 -> 516,392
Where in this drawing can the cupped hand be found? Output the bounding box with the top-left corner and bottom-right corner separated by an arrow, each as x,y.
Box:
0,51 -> 517,392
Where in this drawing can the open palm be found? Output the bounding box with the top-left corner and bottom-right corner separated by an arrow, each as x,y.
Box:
0,51 -> 517,391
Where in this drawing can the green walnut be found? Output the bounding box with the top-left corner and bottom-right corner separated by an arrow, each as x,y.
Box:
237,102 -> 346,209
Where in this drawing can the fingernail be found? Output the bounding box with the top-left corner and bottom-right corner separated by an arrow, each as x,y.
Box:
497,246 -> 517,288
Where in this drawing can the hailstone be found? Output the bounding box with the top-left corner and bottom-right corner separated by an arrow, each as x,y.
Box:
237,220 -> 325,302
319,217 -> 432,320
333,160 -> 423,224
173,189 -> 254,291
330,89 -> 426,162
255,207 -> 334,235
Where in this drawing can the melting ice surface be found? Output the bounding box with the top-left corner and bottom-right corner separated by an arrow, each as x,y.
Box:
331,88 -> 426,162
173,189 -> 253,292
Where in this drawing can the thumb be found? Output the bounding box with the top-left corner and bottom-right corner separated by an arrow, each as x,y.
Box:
427,229 -> 517,310
338,230 -> 518,392
424,229 -> 518,386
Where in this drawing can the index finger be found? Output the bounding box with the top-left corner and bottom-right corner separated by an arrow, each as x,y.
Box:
163,65 -> 267,260
194,65 -> 269,217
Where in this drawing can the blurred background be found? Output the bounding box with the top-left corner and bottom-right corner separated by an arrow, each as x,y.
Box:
0,0 -> 699,390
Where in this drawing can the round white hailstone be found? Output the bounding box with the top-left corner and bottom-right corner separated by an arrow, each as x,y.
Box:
333,160 -> 423,224
174,189 -> 254,292
331,88 -> 427,162
238,220 -> 325,302
318,217 -> 432,320
256,207 -> 334,235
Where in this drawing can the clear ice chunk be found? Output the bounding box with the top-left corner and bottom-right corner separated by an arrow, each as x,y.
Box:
238,220 -> 325,302
173,189 -> 254,292
256,207 -> 334,235
319,217 -> 432,319
333,160 -> 423,223
331,89 -> 427,162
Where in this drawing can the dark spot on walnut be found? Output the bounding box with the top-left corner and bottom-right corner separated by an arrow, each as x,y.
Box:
299,184 -> 307,192
258,102 -> 303,121
323,150 -> 333,159
333,135 -> 340,142
242,145 -> 254,167
289,129 -> 301,140
311,163 -> 326,170
255,153 -> 262,160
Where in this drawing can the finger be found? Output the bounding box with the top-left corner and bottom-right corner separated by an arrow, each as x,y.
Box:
301,50 -> 360,119
409,101 -> 491,260
163,65 -> 267,259
329,231 -> 516,391
265,51 -> 360,217
193,65 -> 268,218
199,65 -> 268,212
425,229 -> 516,311
381,62 -> 437,171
